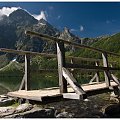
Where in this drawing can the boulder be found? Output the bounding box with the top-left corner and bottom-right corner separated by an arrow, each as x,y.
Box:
5,107 -> 56,118
56,111 -> 74,118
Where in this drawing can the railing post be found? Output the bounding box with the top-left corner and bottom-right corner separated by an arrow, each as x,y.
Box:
95,61 -> 100,82
25,54 -> 30,90
102,52 -> 111,87
56,41 -> 67,93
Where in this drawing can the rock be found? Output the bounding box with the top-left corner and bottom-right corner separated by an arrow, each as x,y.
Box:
110,92 -> 119,98
0,95 -> 8,98
0,97 -> 15,107
5,107 -> 56,118
104,104 -> 120,117
110,97 -> 120,104
0,106 -> 15,118
84,99 -> 90,102
91,111 -> 104,118
56,112 -> 74,118
15,103 -> 33,113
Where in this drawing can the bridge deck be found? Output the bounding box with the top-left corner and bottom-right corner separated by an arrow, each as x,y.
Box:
7,81 -> 118,102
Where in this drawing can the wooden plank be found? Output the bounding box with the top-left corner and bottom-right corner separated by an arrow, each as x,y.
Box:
62,67 -> 86,95
63,93 -> 83,100
26,30 -> 120,57
7,81 -> 118,102
66,63 -> 120,71
56,42 -> 67,93
25,54 -> 30,90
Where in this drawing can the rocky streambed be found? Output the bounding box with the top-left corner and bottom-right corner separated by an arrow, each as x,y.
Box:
0,92 -> 120,118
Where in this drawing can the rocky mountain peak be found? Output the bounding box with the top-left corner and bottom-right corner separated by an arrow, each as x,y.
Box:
64,27 -> 71,34
38,18 -> 48,26
8,9 -> 38,26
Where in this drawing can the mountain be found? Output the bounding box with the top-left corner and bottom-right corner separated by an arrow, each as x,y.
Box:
0,8 -> 120,62
8,9 -> 38,26
59,27 -> 81,51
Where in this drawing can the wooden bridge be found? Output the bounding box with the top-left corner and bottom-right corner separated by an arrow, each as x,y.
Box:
0,30 -> 120,102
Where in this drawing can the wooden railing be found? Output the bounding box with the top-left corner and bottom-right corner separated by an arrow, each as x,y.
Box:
0,30 -> 120,100
25,30 -> 120,99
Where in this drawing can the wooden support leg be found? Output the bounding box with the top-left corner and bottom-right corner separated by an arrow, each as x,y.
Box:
25,54 -> 30,91
89,61 -> 100,83
111,74 -> 120,96
62,67 -> 87,99
19,74 -> 25,90
56,41 -> 67,93
102,53 -> 111,87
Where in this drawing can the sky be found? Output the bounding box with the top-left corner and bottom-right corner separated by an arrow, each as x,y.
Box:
0,2 -> 120,38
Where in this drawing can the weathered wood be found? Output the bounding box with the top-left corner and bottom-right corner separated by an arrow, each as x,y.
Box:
62,67 -> 86,95
66,63 -> 120,71
25,54 -> 30,91
63,93 -> 84,100
19,74 -> 25,90
67,56 -> 101,62
102,53 -> 111,87
0,48 -> 56,58
26,31 -> 120,57
56,42 -> 67,93
0,48 -> 102,62
111,74 -> 120,86
89,62 -> 100,83
95,61 -> 100,82
89,61 -> 100,83
7,81 -> 118,102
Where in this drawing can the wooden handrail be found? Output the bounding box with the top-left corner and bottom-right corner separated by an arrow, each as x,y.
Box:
26,30 -> 120,57
66,63 -> 120,71
0,48 -> 56,58
0,48 -> 101,62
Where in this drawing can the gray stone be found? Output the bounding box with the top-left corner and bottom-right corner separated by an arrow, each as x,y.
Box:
15,103 -> 33,113
56,112 -> 74,118
104,104 -> 120,117
5,107 -> 56,118
0,106 -> 15,118
0,97 -> 15,107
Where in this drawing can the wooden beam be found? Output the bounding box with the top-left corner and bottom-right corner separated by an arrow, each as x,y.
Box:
26,30 -> 120,57
66,63 -> 120,71
0,48 -> 102,62
62,67 -> 86,96
89,61 -> 99,83
0,48 -> 56,58
102,53 -> 111,87
19,74 -> 25,90
111,74 -> 120,86
24,54 -> 30,90
56,42 -> 67,93
63,93 -> 85,100
67,56 -> 101,62
95,61 -> 100,82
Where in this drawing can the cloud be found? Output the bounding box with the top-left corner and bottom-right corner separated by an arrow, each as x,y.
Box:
106,20 -> 116,24
57,15 -> 61,19
106,20 -> 111,24
33,11 -> 47,21
0,7 -> 20,17
80,25 -> 84,32
49,6 -> 54,10
70,29 -> 78,32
